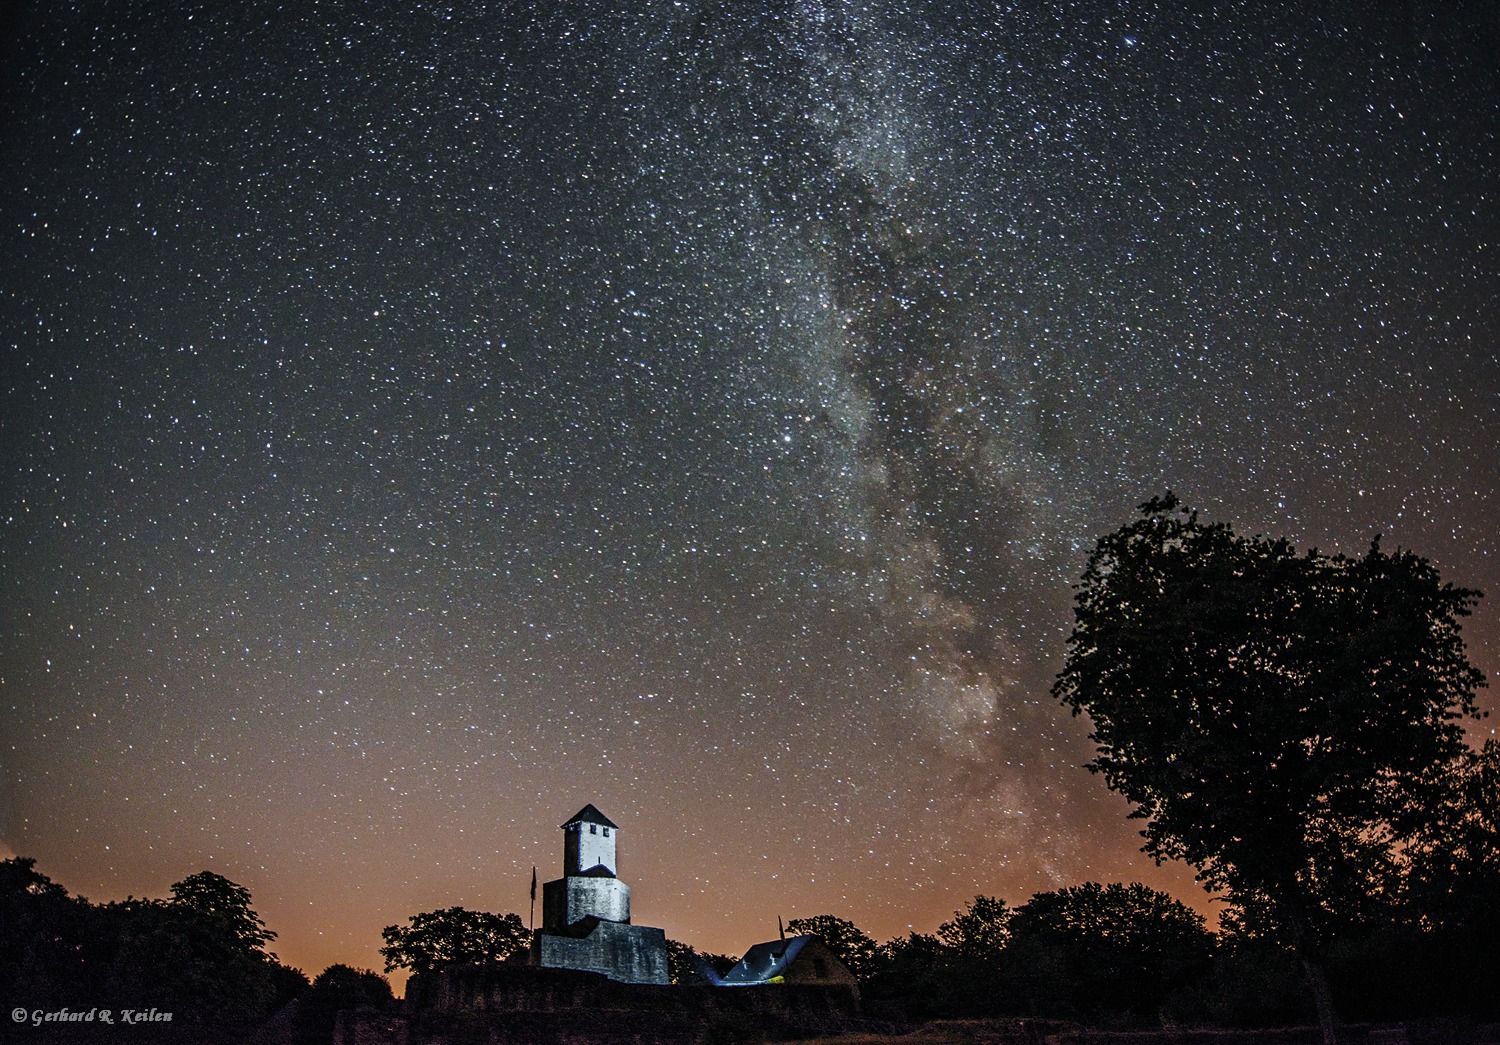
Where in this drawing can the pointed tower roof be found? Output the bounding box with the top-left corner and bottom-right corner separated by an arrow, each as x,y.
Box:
561,803 -> 619,830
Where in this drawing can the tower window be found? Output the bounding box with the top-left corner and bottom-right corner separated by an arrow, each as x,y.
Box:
602,827 -> 610,837
589,824 -> 597,834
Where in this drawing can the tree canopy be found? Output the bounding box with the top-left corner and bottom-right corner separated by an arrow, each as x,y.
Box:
1400,739 -> 1500,926
1,858 -> 294,1023
934,894 -> 1011,958
1006,882 -> 1213,1020
170,870 -> 277,953
785,914 -> 882,981
1053,495 -> 1487,1039
379,906 -> 529,974
663,938 -> 738,984
0,858 -> 92,1008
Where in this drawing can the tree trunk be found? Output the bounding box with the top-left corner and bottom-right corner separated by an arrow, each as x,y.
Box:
1283,894 -> 1340,1045
1300,952 -> 1340,1045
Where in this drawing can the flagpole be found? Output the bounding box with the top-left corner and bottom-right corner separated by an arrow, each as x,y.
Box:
530,866 -> 537,931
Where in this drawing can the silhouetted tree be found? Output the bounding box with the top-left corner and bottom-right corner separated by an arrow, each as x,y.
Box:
664,938 -> 737,984
1182,931 -> 1313,1029
290,964 -> 391,1045
102,901 -> 274,1018
169,870 -> 277,953
936,894 -> 1011,960
785,915 -> 882,981
1386,739 -> 1500,1016
106,869 -> 282,1018
2,860 -> 292,1024
379,907 -> 529,974
933,896 -> 1012,1014
0,857 -> 94,1007
1004,882 -> 1213,1022
1054,495 -> 1487,1043
310,964 -> 392,1006
1401,740 -> 1500,928
268,961 -> 311,1012
864,931 -> 949,1016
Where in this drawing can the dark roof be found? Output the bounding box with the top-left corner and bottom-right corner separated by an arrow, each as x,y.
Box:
577,863 -> 617,878
719,936 -> 811,985
561,803 -> 619,830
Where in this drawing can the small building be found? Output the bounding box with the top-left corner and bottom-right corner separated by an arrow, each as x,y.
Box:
531,804 -> 670,985
719,935 -> 858,990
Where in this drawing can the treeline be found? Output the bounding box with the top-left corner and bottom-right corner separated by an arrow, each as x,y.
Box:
751,870 -> 1499,1027
7,852 -> 1498,1038
0,858 -> 391,1040
372,846 -> 1500,1028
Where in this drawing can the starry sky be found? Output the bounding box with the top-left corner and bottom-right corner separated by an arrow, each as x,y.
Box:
3,0 -> 1498,989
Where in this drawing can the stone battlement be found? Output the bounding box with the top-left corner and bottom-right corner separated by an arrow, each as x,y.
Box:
332,963 -> 868,1044
407,963 -> 859,1019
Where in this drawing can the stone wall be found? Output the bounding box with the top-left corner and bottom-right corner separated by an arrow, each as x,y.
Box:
407,963 -> 859,1019
541,876 -> 630,929
375,963 -> 864,1044
534,921 -> 668,985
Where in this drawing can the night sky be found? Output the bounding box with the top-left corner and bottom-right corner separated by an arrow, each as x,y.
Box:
3,0 -> 1498,988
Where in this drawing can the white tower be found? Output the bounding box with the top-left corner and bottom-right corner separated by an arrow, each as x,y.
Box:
542,803 -> 630,928
532,803 -> 669,984
563,803 -> 618,876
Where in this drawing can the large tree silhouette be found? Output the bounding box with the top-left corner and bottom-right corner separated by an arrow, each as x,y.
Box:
1053,495 -> 1486,1044
379,907 -> 529,975
1004,882 -> 1213,1021
784,915 -> 882,981
169,870 -> 277,953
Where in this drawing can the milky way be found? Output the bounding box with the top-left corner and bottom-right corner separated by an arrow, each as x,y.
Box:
3,1 -> 1497,984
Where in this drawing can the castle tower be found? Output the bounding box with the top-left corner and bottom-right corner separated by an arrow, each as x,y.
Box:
563,803 -> 618,876
543,804 -> 630,928
533,803 -> 669,985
